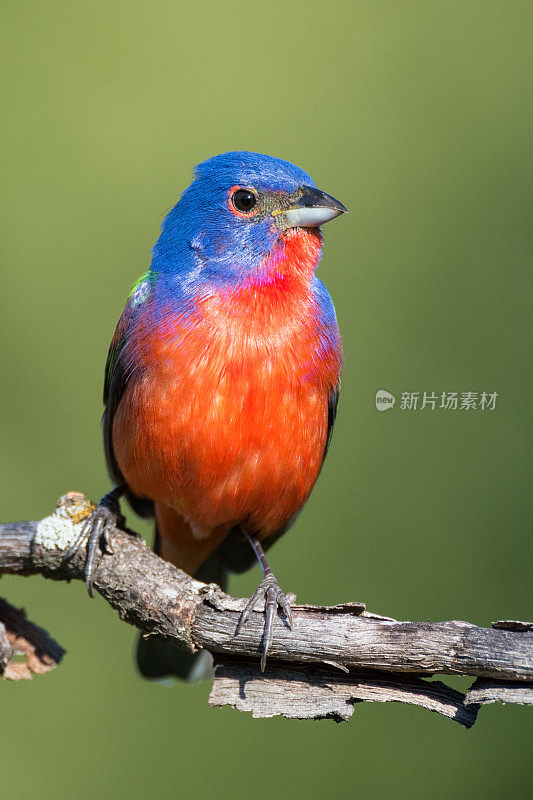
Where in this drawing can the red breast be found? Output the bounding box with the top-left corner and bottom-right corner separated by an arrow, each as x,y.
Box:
112,228 -> 342,542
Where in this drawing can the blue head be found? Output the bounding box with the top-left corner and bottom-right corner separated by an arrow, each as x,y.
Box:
151,151 -> 346,290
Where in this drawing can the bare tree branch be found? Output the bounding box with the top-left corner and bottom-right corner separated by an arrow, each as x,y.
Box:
0,492 -> 531,725
0,621 -> 13,672
0,598 -> 65,679
465,678 -> 533,707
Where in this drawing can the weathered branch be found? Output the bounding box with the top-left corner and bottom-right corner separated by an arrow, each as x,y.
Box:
0,493 -> 531,725
0,598 -> 65,679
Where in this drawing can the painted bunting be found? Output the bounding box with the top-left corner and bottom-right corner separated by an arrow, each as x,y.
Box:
70,151 -> 346,679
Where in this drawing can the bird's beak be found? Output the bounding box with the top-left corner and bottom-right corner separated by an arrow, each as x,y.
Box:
277,186 -> 348,229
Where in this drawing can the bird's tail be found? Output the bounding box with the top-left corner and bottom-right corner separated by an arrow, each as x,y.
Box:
136,533 -> 228,683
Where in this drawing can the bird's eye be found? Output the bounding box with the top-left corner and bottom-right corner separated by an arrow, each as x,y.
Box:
230,188 -> 258,216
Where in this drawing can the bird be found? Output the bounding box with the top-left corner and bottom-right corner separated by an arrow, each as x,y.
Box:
68,151 -> 346,679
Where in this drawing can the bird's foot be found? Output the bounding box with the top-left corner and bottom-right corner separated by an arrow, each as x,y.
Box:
62,487 -> 126,597
235,572 -> 293,671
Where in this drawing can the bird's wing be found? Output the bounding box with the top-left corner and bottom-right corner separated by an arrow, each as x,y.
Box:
323,381 -> 340,464
103,272 -> 154,517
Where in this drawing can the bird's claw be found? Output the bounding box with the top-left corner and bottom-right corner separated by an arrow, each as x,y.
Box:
62,491 -> 124,597
235,573 -> 292,671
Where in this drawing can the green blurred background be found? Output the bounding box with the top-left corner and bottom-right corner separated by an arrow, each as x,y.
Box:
1,2 -> 531,798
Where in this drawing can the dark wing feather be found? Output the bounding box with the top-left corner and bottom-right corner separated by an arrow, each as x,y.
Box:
103,287 -> 154,518
323,382 -> 340,464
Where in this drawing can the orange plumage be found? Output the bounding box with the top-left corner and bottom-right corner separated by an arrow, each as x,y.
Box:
112,228 -> 341,574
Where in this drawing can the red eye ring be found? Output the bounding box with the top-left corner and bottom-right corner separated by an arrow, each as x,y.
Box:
229,186 -> 258,217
